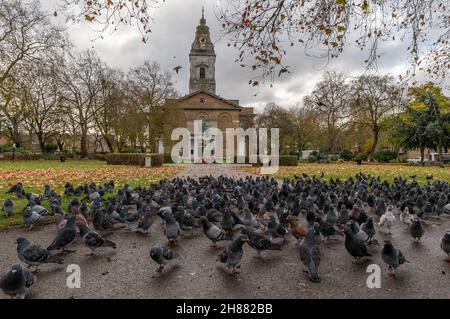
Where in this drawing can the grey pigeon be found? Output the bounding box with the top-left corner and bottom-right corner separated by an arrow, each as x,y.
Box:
16,237 -> 64,272
161,212 -> 181,245
77,223 -> 117,255
409,218 -> 424,241
241,227 -> 281,258
0,264 -> 36,299
218,235 -> 249,274
220,208 -> 235,235
440,230 -> 450,261
136,209 -> 155,234
299,227 -> 321,283
344,225 -> 371,262
315,215 -> 343,240
22,207 -> 42,230
243,208 -> 261,229
360,218 -> 377,244
149,244 -> 179,272
267,215 -> 288,242
381,240 -> 407,275
2,198 -> 15,216
201,216 -> 232,246
47,215 -> 77,252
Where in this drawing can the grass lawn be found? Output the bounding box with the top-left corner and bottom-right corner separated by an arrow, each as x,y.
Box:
0,160 -> 182,228
237,162 -> 450,184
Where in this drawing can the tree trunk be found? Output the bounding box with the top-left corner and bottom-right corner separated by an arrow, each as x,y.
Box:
420,147 -> 425,163
80,127 -> 88,157
12,119 -> 21,148
37,132 -> 45,153
57,140 -> 64,152
368,127 -> 380,161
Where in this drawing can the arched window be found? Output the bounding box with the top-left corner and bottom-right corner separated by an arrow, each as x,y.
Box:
199,67 -> 206,79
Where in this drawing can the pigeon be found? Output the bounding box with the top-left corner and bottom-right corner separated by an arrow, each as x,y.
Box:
287,215 -> 308,243
6,183 -> 25,198
47,215 -> 77,253
2,198 -> 15,216
218,235 -> 249,274
135,209 -> 155,234
26,193 -> 42,205
378,205 -> 396,234
325,207 -> 338,226
241,227 -> 281,258
299,228 -> 321,283
399,207 -> 413,229
409,218 -> 424,241
16,237 -> 64,273
201,216 -> 232,247
343,225 -> 371,262
440,230 -> 450,262
243,208 -> 261,230
267,215 -> 288,242
22,207 -> 43,230
360,218 -> 377,244
220,208 -> 235,236
315,216 -> 343,240
0,264 -> 36,299
173,66 -> 182,74
381,240 -> 406,275
77,223 -> 117,255
149,244 -> 179,272
161,211 -> 181,245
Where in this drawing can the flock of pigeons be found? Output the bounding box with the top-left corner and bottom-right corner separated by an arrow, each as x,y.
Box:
1,172 -> 450,298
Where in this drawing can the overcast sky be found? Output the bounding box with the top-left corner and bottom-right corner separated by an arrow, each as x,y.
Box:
42,0 -> 438,112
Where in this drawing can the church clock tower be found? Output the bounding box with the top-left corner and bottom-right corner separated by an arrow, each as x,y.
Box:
189,8 -> 216,94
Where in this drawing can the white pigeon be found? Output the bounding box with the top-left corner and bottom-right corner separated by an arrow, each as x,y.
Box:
399,207 -> 414,229
378,205 -> 396,234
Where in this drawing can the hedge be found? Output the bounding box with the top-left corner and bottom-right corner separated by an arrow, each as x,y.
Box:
90,153 -> 107,161
0,152 -> 44,161
106,153 -> 163,167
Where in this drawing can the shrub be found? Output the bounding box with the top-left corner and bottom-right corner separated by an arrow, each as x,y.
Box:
278,155 -> 298,166
44,144 -> 58,154
373,150 -> 397,163
339,149 -> 354,161
163,154 -> 174,164
337,158 -> 344,163
90,153 -> 106,161
308,155 -> 318,163
106,153 -> 163,167
329,154 -> 339,162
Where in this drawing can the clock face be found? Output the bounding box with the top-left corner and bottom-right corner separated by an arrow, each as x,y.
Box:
199,36 -> 206,43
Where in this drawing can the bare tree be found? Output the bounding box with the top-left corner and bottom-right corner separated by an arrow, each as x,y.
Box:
288,104 -> 320,152
92,67 -> 124,153
127,61 -> 178,152
0,0 -> 66,87
59,50 -> 104,157
304,71 -> 350,153
349,74 -> 405,158
0,69 -> 24,146
21,60 -> 62,152
216,0 -> 450,81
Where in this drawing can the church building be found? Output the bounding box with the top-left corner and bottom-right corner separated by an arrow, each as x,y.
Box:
165,9 -> 255,157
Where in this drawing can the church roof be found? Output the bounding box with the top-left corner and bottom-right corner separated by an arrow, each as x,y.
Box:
168,90 -> 243,109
